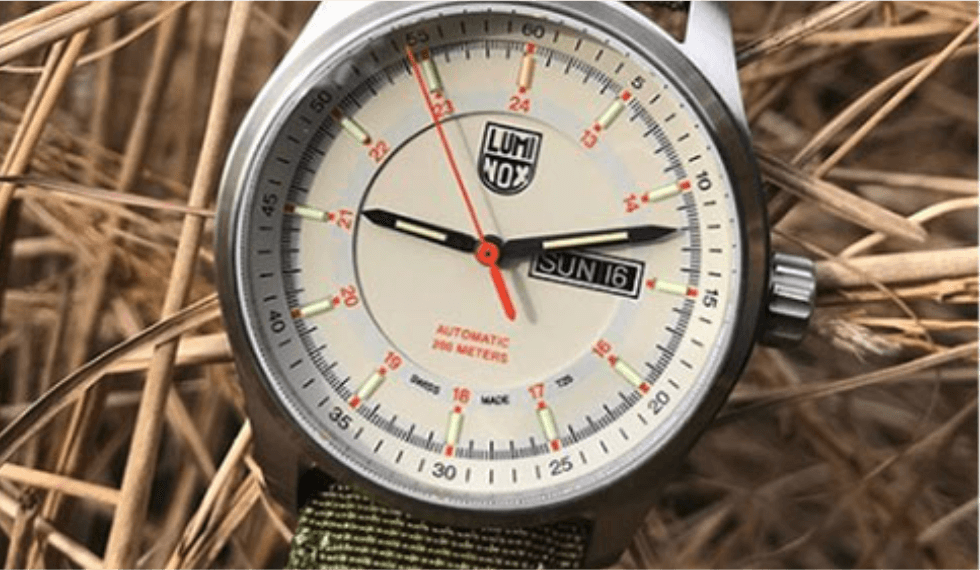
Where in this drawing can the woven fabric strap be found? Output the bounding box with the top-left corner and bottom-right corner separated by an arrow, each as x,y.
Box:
288,483 -> 589,569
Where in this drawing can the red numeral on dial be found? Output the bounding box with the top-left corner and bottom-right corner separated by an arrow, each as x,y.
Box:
339,285 -> 359,308
334,208 -> 353,230
623,193 -> 640,214
528,382 -> 545,400
368,140 -> 389,163
384,351 -> 402,371
432,99 -> 455,120
592,339 -> 612,358
508,95 -> 531,113
580,128 -> 598,149
452,387 -> 471,404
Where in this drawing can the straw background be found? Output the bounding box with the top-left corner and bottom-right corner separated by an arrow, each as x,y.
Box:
0,2 -> 976,568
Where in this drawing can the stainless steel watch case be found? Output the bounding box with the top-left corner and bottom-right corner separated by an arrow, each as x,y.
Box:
215,2 -> 770,566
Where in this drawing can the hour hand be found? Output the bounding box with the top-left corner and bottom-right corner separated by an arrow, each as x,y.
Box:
499,224 -> 677,263
362,208 -> 479,254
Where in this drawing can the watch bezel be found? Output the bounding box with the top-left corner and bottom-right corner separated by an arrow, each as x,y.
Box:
215,0 -> 768,529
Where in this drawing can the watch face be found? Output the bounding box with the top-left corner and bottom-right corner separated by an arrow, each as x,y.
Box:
218,1 -> 765,520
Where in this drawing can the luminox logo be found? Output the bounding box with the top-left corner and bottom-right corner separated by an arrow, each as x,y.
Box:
478,121 -> 542,195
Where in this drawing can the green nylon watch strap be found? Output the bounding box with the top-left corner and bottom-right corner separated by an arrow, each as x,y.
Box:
288,483 -> 589,569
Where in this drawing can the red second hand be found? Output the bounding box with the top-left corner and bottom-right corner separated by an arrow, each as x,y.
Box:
405,47 -> 485,241
405,47 -> 516,321
478,242 -> 517,321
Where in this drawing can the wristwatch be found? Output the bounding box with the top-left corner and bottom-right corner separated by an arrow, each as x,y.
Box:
215,2 -> 816,568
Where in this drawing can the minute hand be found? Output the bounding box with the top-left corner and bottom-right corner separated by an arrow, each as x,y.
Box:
499,224 -> 676,263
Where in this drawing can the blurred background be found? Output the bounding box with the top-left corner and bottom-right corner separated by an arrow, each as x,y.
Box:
0,2 -> 976,568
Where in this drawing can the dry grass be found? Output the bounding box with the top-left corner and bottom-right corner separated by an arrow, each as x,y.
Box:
0,2 -> 976,568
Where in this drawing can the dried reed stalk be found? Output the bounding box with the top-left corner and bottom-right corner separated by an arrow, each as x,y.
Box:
104,6 -> 249,565
0,2 -> 975,569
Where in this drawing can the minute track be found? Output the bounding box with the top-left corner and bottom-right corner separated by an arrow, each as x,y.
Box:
232,5 -> 743,507
289,376 -> 667,461
278,46 -> 712,457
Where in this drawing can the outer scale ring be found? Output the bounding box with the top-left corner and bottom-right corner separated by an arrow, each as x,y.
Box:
215,1 -> 768,529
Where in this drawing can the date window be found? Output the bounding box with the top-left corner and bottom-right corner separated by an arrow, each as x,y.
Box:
528,250 -> 644,299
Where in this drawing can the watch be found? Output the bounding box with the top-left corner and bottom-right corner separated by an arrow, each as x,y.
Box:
215,1 -> 816,568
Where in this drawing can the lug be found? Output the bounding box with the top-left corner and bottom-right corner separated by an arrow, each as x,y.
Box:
245,395 -> 301,518
292,1 -> 370,54
581,500 -> 651,567
682,2 -> 749,132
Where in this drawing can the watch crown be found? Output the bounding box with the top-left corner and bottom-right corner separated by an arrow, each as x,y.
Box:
760,252 -> 816,347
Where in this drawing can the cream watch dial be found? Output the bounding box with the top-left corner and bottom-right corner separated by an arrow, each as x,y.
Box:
226,3 -> 748,512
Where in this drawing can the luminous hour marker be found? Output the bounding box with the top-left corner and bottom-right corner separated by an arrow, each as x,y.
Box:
349,368 -> 387,408
332,109 -> 371,145
284,202 -> 330,222
419,49 -> 443,94
642,179 -> 691,204
595,90 -> 631,131
444,405 -> 464,456
536,401 -> 561,451
646,278 -> 698,298
290,296 -> 338,319
608,356 -> 650,393
517,43 -> 535,92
